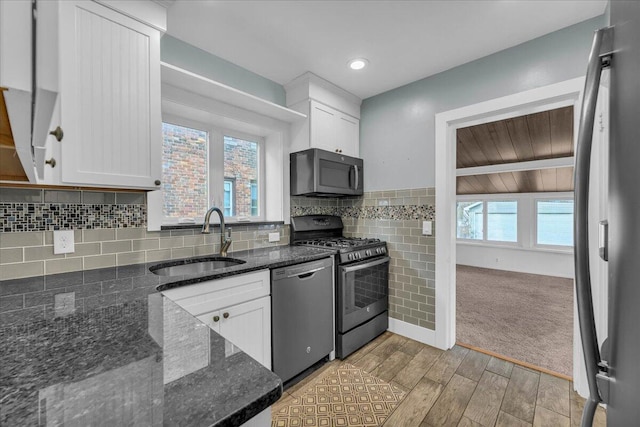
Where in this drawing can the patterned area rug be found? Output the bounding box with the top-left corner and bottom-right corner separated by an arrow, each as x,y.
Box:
272,363 -> 406,427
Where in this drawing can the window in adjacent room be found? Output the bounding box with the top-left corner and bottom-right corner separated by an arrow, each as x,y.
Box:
457,201 -> 484,240
486,201 -> 518,242
536,199 -> 574,247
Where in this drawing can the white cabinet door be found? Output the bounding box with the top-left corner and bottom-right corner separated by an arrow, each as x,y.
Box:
195,296 -> 271,369
59,0 -> 161,189
336,114 -> 359,157
219,297 -> 271,369
310,101 -> 337,153
309,100 -> 359,157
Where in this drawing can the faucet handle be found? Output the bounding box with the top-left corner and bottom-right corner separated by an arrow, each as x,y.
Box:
226,227 -> 232,240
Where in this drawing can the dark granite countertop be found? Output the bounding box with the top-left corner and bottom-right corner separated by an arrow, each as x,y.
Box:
0,245 -> 335,426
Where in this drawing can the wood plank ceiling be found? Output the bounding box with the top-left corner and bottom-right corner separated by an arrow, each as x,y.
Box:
456,106 -> 574,194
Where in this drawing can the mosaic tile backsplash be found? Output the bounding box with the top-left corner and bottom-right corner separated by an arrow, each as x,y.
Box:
0,187 -> 289,280
0,189 -> 146,232
292,188 -> 436,330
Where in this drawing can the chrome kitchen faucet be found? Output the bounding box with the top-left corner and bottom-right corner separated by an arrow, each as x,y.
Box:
201,207 -> 232,256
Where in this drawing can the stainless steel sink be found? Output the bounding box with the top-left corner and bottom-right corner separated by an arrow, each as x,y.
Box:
150,257 -> 246,276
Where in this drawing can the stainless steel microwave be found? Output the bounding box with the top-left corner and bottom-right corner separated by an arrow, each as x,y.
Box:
290,148 -> 364,197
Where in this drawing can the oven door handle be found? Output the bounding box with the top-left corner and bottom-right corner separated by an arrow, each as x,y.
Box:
341,256 -> 390,273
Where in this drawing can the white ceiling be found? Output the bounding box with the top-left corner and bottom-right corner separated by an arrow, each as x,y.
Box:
166,1 -> 607,100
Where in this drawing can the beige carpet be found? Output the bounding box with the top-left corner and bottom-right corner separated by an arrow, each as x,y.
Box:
272,363 -> 406,427
456,265 -> 573,377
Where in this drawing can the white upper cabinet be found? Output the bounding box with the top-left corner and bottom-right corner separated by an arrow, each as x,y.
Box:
286,72 -> 361,158
57,0 -> 162,189
308,100 -> 359,157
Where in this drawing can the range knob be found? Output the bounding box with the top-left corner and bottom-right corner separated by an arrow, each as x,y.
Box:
348,253 -> 353,261
365,250 -> 371,256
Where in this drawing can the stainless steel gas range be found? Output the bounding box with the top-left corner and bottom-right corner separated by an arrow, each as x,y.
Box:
290,215 -> 390,358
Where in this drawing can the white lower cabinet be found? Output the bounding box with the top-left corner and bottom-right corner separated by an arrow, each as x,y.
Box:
196,296 -> 271,369
161,270 -> 271,369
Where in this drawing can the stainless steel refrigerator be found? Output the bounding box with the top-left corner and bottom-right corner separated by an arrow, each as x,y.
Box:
575,1 -> 640,426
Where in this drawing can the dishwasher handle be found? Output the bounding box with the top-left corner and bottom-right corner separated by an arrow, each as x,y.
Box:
289,266 -> 327,279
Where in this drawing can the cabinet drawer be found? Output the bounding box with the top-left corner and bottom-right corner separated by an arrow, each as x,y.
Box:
161,270 -> 269,316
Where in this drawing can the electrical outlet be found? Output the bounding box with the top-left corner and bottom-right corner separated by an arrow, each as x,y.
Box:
268,232 -> 280,243
53,230 -> 75,254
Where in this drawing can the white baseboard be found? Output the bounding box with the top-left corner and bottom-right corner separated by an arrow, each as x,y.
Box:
388,318 -> 437,347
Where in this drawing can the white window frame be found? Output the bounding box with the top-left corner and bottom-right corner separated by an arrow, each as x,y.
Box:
456,194 -> 520,247
533,195 -> 574,250
160,114 -> 266,225
456,192 -> 574,253
218,128 -> 266,222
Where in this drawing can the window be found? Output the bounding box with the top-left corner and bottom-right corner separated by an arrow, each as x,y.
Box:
457,200 -> 517,243
223,179 -> 235,217
250,180 -> 258,217
161,119 -> 264,223
457,201 -> 483,240
161,122 -> 209,220
456,194 -> 573,252
536,199 -> 574,246
223,135 -> 260,219
487,201 -> 517,242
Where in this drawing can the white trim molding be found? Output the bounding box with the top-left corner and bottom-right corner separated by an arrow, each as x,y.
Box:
434,77 -> 585,370
456,156 -> 575,177
388,318 -> 437,348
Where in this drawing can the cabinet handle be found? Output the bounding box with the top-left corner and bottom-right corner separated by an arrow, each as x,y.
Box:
223,312 -> 230,319
213,315 -> 220,322
335,149 -> 343,153
45,158 -> 56,168
49,126 -> 64,142
154,180 -> 161,186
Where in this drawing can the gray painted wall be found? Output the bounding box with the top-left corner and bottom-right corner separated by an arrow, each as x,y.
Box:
160,35 -> 286,106
360,15 -> 606,191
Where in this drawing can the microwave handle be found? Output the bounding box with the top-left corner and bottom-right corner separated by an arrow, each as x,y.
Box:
354,165 -> 359,190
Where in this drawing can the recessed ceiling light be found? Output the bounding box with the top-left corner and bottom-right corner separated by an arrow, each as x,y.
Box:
348,58 -> 368,70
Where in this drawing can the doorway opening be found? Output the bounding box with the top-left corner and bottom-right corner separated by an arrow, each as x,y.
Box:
452,106 -> 576,377
433,77 -> 603,395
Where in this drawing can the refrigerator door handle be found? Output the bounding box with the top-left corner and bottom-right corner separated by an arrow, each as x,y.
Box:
598,220 -> 608,261
575,26 -> 613,426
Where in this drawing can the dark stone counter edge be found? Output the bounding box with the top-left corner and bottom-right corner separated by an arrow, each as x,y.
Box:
155,251 -> 335,292
161,221 -> 285,231
218,383 -> 283,427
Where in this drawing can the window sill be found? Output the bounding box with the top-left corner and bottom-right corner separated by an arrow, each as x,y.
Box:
161,221 -> 285,231
456,240 -> 573,255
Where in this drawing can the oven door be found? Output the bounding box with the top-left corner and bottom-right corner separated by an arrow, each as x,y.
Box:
337,256 -> 390,333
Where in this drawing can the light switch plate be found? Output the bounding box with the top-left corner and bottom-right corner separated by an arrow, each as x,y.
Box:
422,221 -> 433,236
53,230 -> 75,254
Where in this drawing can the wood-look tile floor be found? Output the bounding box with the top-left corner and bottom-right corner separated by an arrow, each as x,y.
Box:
273,332 -> 607,427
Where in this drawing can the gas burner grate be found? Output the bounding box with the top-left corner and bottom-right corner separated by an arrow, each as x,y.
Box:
297,237 -> 381,249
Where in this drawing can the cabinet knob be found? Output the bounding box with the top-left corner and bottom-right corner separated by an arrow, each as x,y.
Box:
335,149 -> 342,153
154,180 -> 161,186
49,126 -> 64,142
223,312 -> 230,319
45,158 -> 56,168
213,315 -> 220,322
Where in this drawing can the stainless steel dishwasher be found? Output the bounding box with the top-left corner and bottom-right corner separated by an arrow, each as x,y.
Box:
271,257 -> 333,383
